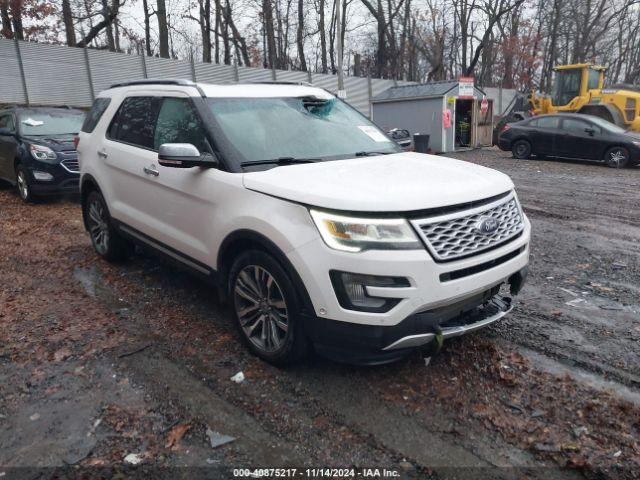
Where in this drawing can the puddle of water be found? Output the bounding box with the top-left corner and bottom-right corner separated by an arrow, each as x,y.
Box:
74,267 -> 98,298
73,267 -> 131,312
519,347 -> 640,407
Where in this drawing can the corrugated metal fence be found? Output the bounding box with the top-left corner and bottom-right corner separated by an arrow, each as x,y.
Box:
0,37 -> 410,117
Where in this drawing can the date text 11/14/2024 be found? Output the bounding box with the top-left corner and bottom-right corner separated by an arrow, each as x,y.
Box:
232,468 -> 402,477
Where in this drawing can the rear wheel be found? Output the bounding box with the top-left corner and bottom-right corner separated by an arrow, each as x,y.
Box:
604,146 -> 630,168
512,140 -> 531,159
83,190 -> 132,261
229,250 -> 308,366
15,164 -> 35,203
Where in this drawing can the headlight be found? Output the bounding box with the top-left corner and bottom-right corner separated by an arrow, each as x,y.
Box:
310,210 -> 422,252
30,144 -> 57,162
633,141 -> 640,147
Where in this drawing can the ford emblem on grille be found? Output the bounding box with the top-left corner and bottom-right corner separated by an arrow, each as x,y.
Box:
476,216 -> 500,235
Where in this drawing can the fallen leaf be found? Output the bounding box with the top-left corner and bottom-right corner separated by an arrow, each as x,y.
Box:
53,348 -> 72,362
165,423 -> 191,449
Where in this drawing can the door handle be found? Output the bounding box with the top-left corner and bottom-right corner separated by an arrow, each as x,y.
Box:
143,165 -> 159,177
97,150 -> 108,159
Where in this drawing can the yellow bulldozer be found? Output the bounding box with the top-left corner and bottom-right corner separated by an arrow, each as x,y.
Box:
529,64 -> 640,131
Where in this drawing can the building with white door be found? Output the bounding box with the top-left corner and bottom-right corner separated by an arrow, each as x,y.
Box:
371,80 -> 494,153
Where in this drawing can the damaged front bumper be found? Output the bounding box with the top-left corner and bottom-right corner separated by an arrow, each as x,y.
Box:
306,267 -> 527,365
382,295 -> 512,351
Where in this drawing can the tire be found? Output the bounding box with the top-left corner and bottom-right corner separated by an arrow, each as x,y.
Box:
512,140 -> 531,159
228,250 -> 308,366
15,164 -> 35,203
83,190 -> 132,262
604,146 -> 630,168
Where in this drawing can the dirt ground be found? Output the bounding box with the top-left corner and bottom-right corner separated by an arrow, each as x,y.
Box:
0,148 -> 639,479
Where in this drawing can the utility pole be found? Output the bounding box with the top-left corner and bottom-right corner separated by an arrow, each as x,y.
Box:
335,0 -> 345,99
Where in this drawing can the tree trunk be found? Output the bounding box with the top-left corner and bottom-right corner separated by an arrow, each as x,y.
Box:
157,0 -> 170,58
76,10 -> 119,48
223,0 -> 251,66
263,0 -> 277,68
296,0 -> 307,70
101,0 -> 115,50
142,0 -> 152,55
114,17 -> 120,51
9,0 -> 23,40
319,0 -> 327,73
1,0 -> 12,37
222,0 -> 230,64
200,0 -> 212,62
61,0 -> 76,46
214,0 -> 221,63
376,0 -> 386,77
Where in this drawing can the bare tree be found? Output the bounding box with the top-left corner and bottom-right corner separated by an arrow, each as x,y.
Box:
157,0 -> 169,58
61,0 -> 76,45
296,0 -> 307,69
142,0 -> 152,55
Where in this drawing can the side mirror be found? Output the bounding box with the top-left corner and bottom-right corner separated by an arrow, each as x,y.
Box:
158,143 -> 219,169
0,127 -> 15,136
584,127 -> 595,136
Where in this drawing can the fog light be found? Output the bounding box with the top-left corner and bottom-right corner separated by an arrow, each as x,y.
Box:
32,171 -> 53,181
330,271 -> 409,313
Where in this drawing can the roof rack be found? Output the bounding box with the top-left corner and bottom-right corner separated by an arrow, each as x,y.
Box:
1,104 -> 84,110
251,81 -> 314,87
109,79 -> 197,89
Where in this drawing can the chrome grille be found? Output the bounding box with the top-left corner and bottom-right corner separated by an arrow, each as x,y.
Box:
411,194 -> 524,261
60,156 -> 80,173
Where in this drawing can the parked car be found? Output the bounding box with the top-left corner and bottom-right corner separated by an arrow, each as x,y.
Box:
78,80 -> 530,366
0,106 -> 85,201
387,128 -> 413,151
497,113 -> 640,168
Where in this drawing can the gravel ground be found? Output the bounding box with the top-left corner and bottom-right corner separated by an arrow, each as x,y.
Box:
0,148 -> 639,479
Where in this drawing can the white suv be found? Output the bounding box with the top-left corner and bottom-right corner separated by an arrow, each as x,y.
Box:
77,79 -> 530,365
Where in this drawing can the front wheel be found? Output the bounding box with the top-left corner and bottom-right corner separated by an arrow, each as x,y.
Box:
83,190 -> 132,262
512,140 -> 532,159
229,250 -> 308,366
15,164 -> 35,203
604,147 -> 630,168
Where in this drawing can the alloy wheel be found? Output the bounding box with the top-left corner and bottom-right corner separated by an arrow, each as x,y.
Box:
87,198 -> 110,255
608,149 -> 626,168
233,265 -> 289,353
16,170 -> 29,200
516,144 -> 527,157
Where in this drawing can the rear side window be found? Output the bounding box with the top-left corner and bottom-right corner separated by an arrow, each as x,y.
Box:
536,116 -> 559,129
82,98 -> 111,133
154,98 -> 209,152
561,118 -> 590,134
109,96 -> 162,149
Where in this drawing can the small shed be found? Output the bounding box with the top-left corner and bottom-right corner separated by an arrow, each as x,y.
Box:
371,80 -> 494,153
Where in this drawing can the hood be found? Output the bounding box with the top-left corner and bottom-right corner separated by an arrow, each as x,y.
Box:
22,135 -> 76,152
624,131 -> 640,141
243,152 -> 514,212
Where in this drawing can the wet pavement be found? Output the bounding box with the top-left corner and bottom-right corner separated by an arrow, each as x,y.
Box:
0,148 -> 638,479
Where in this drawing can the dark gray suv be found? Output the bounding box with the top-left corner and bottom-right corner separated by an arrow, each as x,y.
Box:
0,106 -> 85,202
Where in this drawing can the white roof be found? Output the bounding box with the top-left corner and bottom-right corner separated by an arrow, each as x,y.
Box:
100,80 -> 335,100
198,83 -> 334,99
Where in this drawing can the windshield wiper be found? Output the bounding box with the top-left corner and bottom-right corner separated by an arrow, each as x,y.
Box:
354,151 -> 394,157
241,157 -> 321,167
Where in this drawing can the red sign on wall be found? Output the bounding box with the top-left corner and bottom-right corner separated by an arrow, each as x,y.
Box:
443,109 -> 452,129
480,97 -> 489,114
